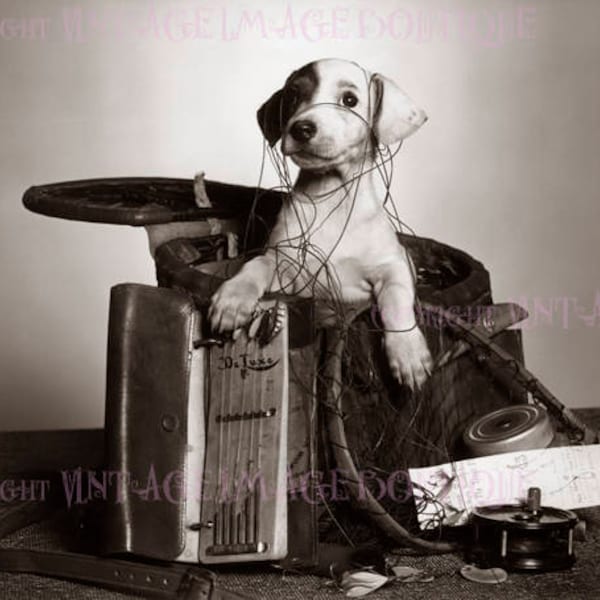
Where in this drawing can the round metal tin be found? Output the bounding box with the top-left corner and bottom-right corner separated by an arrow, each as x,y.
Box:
464,404 -> 554,457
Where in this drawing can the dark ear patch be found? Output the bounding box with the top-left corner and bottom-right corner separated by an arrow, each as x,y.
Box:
257,89 -> 285,147
256,62 -> 319,147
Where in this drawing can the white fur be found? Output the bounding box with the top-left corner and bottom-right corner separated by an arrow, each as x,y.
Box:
209,59 -> 432,390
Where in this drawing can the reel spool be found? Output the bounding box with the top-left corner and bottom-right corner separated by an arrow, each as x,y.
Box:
463,405 -> 555,457
469,487 -> 578,572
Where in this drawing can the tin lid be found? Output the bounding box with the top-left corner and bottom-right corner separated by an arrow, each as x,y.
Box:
463,405 -> 554,457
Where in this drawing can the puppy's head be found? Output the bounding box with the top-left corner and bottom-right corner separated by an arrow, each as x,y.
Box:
257,58 -> 427,171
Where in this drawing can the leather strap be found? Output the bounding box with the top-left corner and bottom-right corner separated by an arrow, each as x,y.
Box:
0,547 -> 251,599
0,498 -> 253,600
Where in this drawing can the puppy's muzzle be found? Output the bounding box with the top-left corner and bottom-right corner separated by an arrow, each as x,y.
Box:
289,119 -> 317,143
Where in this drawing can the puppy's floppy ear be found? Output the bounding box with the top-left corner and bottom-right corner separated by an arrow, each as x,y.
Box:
257,89 -> 285,147
372,73 -> 427,145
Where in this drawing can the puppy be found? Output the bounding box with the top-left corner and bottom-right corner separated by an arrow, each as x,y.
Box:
209,58 -> 432,390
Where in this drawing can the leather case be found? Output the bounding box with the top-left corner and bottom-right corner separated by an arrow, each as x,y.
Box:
102,283 -> 197,560
101,283 -> 319,566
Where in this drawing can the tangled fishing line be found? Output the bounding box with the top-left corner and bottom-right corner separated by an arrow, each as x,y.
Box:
235,69 -> 462,551
221,68 -> 599,552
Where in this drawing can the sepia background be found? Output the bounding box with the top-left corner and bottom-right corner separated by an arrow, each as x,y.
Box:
1,0 -> 599,430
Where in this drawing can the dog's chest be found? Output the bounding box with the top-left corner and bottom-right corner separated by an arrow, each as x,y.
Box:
268,201 -> 397,303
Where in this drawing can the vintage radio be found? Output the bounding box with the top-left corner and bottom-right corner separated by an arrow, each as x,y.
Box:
101,282 -> 318,567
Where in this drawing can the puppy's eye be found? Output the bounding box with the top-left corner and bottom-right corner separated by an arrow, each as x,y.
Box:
341,91 -> 358,108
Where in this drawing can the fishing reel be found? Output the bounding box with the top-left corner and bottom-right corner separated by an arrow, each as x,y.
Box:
468,487 -> 578,572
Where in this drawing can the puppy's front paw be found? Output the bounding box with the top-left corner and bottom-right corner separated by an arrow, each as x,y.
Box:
208,278 -> 261,333
384,327 -> 433,391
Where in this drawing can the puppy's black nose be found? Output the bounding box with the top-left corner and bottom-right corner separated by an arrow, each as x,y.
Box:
289,119 -> 317,142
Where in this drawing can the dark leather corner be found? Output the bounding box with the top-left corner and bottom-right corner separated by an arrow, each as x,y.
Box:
102,284 -> 197,560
